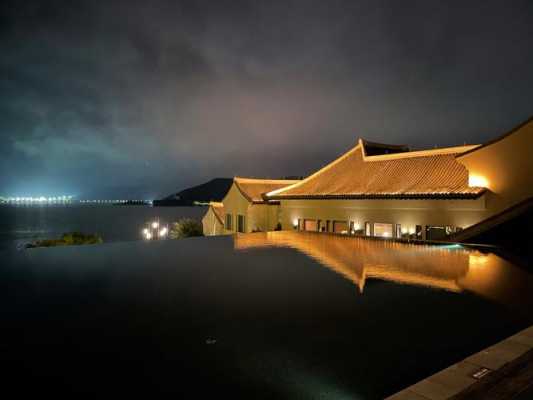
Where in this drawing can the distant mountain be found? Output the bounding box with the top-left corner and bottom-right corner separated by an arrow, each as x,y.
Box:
153,178 -> 233,206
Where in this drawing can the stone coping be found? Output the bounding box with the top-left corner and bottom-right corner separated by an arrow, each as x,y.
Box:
386,325 -> 533,400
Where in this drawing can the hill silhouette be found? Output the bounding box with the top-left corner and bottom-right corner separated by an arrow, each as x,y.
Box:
153,178 -> 233,206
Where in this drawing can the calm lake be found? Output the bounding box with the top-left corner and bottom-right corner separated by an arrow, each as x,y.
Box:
0,204 -> 206,250
2,231 -> 533,398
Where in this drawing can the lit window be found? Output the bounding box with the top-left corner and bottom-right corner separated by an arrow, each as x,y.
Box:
373,223 -> 393,238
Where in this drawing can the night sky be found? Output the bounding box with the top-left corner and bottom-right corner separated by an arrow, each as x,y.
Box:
1,1 -> 532,199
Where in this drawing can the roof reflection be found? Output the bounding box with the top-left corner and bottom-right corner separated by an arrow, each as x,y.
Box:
234,232 -> 533,310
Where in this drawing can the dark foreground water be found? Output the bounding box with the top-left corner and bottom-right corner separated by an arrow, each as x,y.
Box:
2,231 -> 533,398
0,204 -> 205,250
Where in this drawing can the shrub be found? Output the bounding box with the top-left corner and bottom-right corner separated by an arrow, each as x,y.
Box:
169,218 -> 204,239
61,232 -> 103,245
26,232 -> 103,248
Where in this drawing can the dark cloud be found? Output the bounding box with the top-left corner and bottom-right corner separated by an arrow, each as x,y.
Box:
1,0 -> 532,198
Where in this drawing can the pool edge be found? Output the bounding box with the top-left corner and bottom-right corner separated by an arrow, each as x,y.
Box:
385,325 -> 533,400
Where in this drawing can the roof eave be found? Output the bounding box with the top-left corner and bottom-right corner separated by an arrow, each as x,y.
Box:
268,190 -> 486,201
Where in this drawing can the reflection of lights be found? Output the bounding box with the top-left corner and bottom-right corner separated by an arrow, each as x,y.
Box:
142,228 -> 149,235
469,253 -> 489,267
468,174 -> 489,188
152,221 -> 159,229
159,227 -> 168,237
145,232 -> 152,240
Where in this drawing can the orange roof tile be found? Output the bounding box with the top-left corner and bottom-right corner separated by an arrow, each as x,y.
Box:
234,177 -> 300,203
267,140 -> 485,200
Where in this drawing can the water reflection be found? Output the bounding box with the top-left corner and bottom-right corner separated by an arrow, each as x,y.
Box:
234,231 -> 533,310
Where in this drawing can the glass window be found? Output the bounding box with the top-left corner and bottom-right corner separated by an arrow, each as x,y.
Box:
304,219 -> 317,231
396,224 -> 402,238
374,223 -> 393,238
426,226 -> 446,241
237,215 -> 245,233
333,221 -> 348,234
225,214 -> 233,231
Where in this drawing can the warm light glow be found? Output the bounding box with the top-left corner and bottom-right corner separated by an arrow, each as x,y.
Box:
292,219 -> 298,227
401,228 -> 408,234
152,221 -> 159,229
468,174 -> 489,188
469,253 -> 489,268
145,232 -> 152,240
159,227 -> 168,237
408,227 -> 415,235
142,228 -> 149,235
353,223 -> 361,231
373,223 -> 393,238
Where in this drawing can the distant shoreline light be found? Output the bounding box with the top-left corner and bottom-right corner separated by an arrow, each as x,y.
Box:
0,196 -> 153,205
1,195 -> 73,203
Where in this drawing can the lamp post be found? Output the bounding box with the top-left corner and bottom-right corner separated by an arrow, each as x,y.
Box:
142,219 -> 169,241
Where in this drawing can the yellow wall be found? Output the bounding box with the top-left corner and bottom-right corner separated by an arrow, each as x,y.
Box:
279,197 -> 488,239
221,182 -> 282,233
457,119 -> 533,216
220,183 -> 249,233
247,203 -> 281,232
201,207 -> 225,236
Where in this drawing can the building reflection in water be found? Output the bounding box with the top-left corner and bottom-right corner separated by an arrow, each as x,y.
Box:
234,231 -> 533,311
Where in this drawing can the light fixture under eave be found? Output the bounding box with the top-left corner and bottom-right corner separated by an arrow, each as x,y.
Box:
468,174 -> 489,188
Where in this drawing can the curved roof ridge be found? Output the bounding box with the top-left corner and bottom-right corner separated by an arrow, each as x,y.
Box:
363,144 -> 480,161
234,177 -> 299,184
267,142 -> 364,197
234,177 -> 300,203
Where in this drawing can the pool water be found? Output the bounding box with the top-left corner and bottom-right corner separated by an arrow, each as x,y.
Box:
2,231 -> 532,398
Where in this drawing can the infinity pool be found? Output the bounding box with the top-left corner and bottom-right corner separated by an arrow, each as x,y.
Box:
2,232 -> 533,398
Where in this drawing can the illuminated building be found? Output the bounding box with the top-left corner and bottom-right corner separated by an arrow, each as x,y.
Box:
202,178 -> 298,234
203,116 -> 533,241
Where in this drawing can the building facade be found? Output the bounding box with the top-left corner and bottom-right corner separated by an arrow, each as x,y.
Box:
213,177 -> 299,234
266,117 -> 533,241
203,117 -> 533,241
201,202 -> 225,236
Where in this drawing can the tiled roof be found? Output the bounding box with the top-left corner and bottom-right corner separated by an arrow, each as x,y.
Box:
209,202 -> 224,224
267,140 -> 486,200
234,177 -> 300,203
